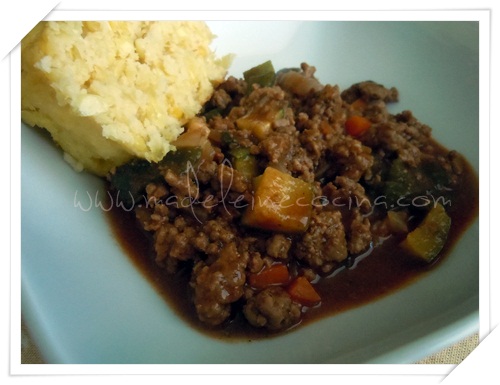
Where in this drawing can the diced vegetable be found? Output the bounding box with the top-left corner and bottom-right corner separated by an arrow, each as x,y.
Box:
275,70 -> 323,96
236,104 -> 285,140
159,118 -> 207,173
159,147 -> 202,174
236,115 -> 273,140
400,203 -> 451,263
108,159 -> 161,207
172,117 -> 210,148
242,167 -> 314,233
113,148 -> 201,204
287,276 -> 321,307
248,264 -> 290,289
420,160 -> 453,188
383,158 -> 420,205
386,210 -> 409,233
275,67 -> 301,78
235,90 -> 287,140
382,158 -> 453,206
345,115 -> 372,137
203,107 -> 223,120
229,147 -> 259,181
243,60 -> 276,91
109,147 -> 202,207
221,131 -> 259,180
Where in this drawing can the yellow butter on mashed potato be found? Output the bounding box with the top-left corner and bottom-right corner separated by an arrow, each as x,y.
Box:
21,21 -> 231,176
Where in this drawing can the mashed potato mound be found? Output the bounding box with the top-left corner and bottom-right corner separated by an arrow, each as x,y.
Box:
21,21 -> 231,176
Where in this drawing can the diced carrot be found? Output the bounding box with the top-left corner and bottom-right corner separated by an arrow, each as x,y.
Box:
345,115 -> 372,137
248,264 -> 290,289
286,276 -> 321,307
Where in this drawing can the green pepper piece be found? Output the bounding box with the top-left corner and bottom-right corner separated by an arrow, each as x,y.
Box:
230,147 -> 258,180
243,60 -> 276,92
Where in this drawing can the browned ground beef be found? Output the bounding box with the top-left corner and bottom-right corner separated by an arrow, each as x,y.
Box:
109,62 -> 464,332
191,242 -> 247,325
243,286 -> 302,330
294,209 -> 348,274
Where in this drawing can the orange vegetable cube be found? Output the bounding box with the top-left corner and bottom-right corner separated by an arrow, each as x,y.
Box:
287,276 -> 321,307
242,167 -> 314,233
248,264 -> 290,289
345,115 -> 372,137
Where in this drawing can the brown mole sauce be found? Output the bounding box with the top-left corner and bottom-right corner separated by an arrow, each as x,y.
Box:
105,146 -> 479,341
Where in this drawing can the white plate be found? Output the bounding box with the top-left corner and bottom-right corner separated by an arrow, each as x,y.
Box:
21,21 -> 479,364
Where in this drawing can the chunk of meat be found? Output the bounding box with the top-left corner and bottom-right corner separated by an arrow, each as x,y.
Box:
329,135 -> 374,181
266,234 -> 292,260
360,111 -> 432,167
152,215 -> 199,272
163,168 -> 199,201
191,243 -> 247,326
323,176 -> 372,214
243,286 -> 301,331
340,81 -> 399,104
217,163 -> 250,193
346,208 -> 372,255
294,209 -> 348,273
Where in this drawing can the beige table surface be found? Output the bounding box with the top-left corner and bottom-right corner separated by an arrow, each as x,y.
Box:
21,318 -> 479,364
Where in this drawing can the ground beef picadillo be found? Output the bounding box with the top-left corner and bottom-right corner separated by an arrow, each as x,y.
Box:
107,62 -> 478,335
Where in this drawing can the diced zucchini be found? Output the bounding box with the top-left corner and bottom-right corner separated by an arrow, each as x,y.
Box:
382,158 -> 453,206
109,144 -> 203,207
108,159 -> 161,207
400,203 -> 451,263
242,167 -> 314,233
229,147 -> 259,181
384,158 -> 419,204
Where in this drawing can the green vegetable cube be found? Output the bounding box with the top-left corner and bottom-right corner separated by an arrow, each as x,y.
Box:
400,203 -> 451,263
